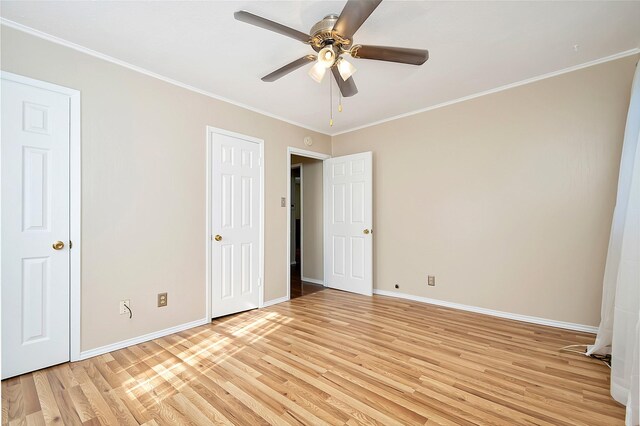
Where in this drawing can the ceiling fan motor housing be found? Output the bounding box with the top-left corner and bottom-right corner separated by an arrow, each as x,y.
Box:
310,14 -> 350,51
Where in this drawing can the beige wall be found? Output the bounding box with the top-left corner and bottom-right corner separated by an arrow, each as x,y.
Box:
332,55 -> 638,326
3,22 -> 634,354
291,155 -> 324,282
1,26 -> 331,351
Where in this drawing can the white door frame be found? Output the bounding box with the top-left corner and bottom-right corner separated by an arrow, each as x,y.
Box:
1,71 -> 82,362
206,126 -> 265,319
286,147 -> 331,301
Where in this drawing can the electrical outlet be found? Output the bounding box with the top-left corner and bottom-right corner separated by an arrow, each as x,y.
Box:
119,299 -> 130,315
428,276 -> 436,286
158,292 -> 168,307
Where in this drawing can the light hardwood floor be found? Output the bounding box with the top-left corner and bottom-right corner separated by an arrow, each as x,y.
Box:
2,289 -> 624,425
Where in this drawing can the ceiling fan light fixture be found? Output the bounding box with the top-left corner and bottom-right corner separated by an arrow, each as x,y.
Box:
237,1 -> 429,102
308,61 -> 327,83
337,57 -> 357,81
318,46 -> 337,68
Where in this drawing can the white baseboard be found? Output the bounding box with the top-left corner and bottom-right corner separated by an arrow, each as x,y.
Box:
373,289 -> 598,333
262,296 -> 289,308
79,317 -> 210,360
301,277 -> 324,286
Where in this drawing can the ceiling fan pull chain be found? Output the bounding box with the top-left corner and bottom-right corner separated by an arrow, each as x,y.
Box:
329,75 -> 334,127
338,89 -> 343,113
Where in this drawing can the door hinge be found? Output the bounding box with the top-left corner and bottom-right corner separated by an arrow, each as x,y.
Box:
69,240 -> 73,249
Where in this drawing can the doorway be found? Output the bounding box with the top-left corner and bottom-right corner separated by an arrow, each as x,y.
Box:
287,148 -> 330,300
290,158 -> 323,299
286,148 -> 374,301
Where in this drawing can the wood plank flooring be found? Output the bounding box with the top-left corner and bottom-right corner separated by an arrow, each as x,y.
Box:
2,289 -> 624,425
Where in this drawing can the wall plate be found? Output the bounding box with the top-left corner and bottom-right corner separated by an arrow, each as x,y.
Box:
158,293 -> 168,307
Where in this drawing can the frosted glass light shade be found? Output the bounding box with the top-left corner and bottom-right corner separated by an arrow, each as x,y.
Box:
308,61 -> 327,83
337,58 -> 357,81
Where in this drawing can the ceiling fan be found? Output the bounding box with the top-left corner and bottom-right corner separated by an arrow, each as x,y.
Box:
234,0 -> 429,98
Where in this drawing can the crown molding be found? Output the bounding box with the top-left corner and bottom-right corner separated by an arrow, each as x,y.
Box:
2,18 -> 638,139
0,18 -> 330,136
331,47 -> 640,136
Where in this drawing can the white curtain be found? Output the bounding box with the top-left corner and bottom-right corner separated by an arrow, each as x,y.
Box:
587,59 -> 639,426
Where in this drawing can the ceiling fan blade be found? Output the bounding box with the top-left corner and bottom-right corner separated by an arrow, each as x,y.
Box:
331,67 -> 358,97
333,0 -> 383,41
261,56 -> 316,82
351,45 -> 429,65
234,11 -> 311,43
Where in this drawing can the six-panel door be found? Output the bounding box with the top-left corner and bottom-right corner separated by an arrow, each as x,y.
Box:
324,152 -> 373,296
211,131 -> 261,318
1,78 -> 71,379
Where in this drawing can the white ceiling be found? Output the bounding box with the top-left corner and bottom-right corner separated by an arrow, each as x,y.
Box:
2,1 -> 639,135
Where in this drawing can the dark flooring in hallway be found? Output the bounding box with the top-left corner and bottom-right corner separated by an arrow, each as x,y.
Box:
290,249 -> 324,299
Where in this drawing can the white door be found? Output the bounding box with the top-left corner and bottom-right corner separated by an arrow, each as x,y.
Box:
210,130 -> 262,318
1,76 -> 71,379
324,152 -> 373,296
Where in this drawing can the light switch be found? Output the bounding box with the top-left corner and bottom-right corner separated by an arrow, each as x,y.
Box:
281,197 -> 286,207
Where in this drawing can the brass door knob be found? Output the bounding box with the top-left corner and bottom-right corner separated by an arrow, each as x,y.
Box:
363,229 -> 370,235
52,241 -> 65,250
214,235 -> 222,242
